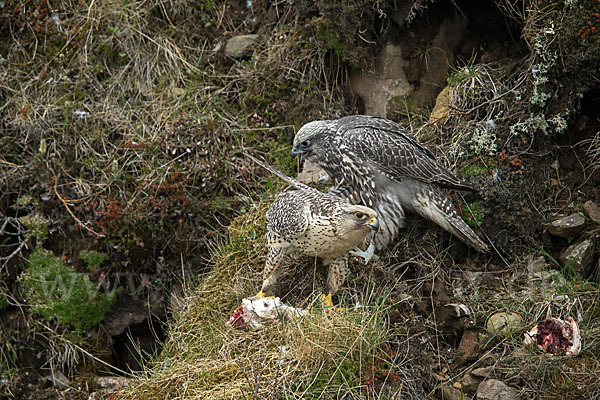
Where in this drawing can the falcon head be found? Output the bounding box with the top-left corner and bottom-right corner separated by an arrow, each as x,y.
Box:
335,205 -> 378,244
292,120 -> 334,160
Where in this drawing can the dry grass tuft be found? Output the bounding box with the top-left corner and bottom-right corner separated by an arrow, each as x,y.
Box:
115,200 -> 423,400
0,0 -> 347,269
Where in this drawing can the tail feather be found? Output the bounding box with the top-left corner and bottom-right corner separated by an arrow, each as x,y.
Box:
414,187 -> 489,252
445,214 -> 489,252
246,153 -> 311,191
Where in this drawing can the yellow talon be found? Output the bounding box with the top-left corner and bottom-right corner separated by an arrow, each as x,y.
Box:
320,292 -> 334,308
254,290 -> 275,300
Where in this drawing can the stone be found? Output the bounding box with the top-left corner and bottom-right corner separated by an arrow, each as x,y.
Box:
46,370 -> 69,387
462,373 -> 483,392
559,238 -> 595,275
224,34 -> 259,58
429,86 -> 453,124
476,379 -> 518,400
170,87 -> 186,97
96,376 -> 130,391
548,213 -> 586,238
442,382 -> 473,400
435,302 -> 472,338
527,255 -> 549,274
457,329 -> 479,359
350,16 -> 467,116
486,312 -> 524,337
471,366 -> 494,378
349,42 -> 412,117
583,200 -> 600,224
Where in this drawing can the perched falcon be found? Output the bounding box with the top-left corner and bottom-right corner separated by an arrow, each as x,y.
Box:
291,115 -> 489,252
248,155 -> 379,307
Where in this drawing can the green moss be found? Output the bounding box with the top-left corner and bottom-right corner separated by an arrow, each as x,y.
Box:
459,164 -> 489,178
19,247 -> 118,331
447,65 -> 475,86
461,200 -> 484,228
316,20 -> 345,57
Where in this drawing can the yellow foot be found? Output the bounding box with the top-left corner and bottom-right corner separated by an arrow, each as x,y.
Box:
254,290 -> 275,300
320,292 -> 334,308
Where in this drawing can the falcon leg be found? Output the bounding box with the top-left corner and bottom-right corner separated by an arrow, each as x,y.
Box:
320,292 -> 334,308
257,246 -> 286,298
349,241 -> 378,264
322,256 -> 349,308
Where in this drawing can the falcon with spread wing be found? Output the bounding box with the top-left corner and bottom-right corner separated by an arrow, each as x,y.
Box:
249,155 -> 379,307
291,115 -> 489,252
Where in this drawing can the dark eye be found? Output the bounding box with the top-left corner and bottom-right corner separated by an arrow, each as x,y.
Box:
300,140 -> 310,148
354,212 -> 365,219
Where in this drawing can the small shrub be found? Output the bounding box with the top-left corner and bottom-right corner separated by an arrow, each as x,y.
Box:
19,247 -> 118,331
79,250 -> 110,272
18,213 -> 48,242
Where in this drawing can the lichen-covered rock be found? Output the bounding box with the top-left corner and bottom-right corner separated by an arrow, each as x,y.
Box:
583,200 -> 600,224
225,34 -> 260,58
486,312 -> 524,337
559,238 -> 595,275
476,379 -> 518,400
548,213 -> 586,238
430,86 -> 453,124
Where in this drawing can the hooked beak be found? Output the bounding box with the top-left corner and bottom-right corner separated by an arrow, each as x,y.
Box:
368,217 -> 379,231
291,147 -> 305,156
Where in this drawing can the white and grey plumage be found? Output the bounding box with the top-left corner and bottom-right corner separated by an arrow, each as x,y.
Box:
291,115 -> 489,252
248,155 -> 379,306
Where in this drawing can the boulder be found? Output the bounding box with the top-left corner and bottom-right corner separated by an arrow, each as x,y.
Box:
442,382 -> 473,400
548,213 -> 586,238
559,238 -> 595,275
486,312 -> 524,337
476,379 -> 518,400
583,200 -> 600,224
46,370 -> 69,388
225,34 -> 259,58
